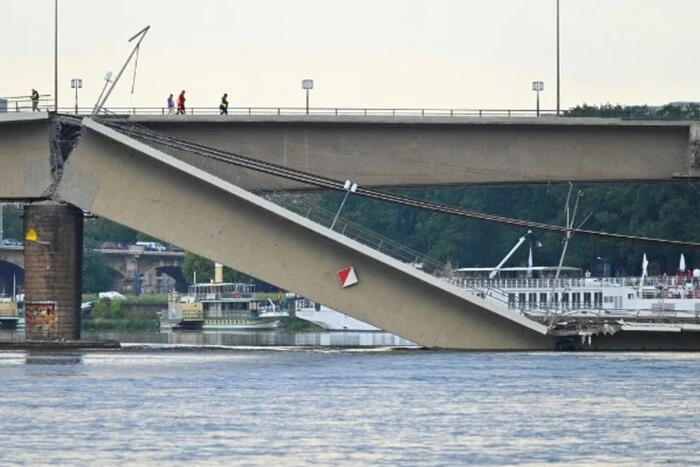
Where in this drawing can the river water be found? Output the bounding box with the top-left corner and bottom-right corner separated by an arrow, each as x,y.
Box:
2,330 -> 700,466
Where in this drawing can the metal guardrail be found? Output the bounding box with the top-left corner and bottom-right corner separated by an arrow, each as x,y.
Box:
0,95 -> 53,112
48,106 -> 561,118
6,103 -> 699,120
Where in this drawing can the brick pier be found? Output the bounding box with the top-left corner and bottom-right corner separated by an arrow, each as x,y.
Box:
23,202 -> 84,340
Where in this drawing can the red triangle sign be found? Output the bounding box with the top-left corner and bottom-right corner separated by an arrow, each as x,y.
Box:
337,267 -> 358,288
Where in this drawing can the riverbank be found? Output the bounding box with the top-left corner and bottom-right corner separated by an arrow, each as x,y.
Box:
0,339 -> 121,350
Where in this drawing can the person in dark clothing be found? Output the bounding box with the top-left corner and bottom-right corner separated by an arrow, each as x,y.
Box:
219,93 -> 229,115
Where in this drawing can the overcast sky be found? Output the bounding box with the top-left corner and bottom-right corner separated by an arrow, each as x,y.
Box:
2,0 -> 698,111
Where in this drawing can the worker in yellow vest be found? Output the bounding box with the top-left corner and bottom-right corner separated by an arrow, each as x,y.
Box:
219,93 -> 229,115
31,89 -> 39,111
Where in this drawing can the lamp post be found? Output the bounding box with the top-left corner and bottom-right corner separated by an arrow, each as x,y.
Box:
556,0 -> 560,116
301,79 -> 314,115
532,81 -> 544,117
330,180 -> 357,231
54,0 -> 58,111
70,78 -> 82,114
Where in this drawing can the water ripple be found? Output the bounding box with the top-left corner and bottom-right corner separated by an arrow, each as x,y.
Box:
1,349 -> 699,465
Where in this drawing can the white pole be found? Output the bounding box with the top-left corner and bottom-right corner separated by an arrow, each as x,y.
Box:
330,190 -> 351,231
0,204 -> 3,243
92,26 -> 150,115
55,0 -> 58,111
489,232 -> 531,279
556,0 -> 560,116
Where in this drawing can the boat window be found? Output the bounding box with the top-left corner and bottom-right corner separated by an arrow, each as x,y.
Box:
561,293 -> 569,306
539,293 -> 548,305
571,293 -> 581,309
583,293 -> 592,307
508,293 -> 516,307
518,293 -> 526,308
594,292 -> 603,307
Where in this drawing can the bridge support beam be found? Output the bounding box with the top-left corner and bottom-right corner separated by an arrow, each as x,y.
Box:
54,118 -> 554,349
23,202 -> 83,340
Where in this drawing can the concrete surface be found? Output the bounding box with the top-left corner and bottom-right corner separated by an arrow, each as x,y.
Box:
0,112 -> 54,199
55,118 -> 555,350
126,115 -> 699,190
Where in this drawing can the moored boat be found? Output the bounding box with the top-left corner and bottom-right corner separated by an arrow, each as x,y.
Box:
0,296 -> 19,330
164,282 -> 287,331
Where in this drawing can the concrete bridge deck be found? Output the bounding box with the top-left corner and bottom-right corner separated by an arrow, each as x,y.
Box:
3,113 -> 700,201
127,114 -> 700,188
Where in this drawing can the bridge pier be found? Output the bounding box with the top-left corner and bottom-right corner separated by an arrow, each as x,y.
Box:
23,202 -> 83,340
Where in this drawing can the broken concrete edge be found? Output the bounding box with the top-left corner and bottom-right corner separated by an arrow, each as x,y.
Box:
0,340 -> 121,349
76,118 -> 549,336
44,115 -> 84,199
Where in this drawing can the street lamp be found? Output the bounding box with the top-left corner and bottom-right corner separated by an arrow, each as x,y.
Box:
54,0 -> 58,111
330,180 -> 357,231
70,78 -> 82,114
556,0 -> 560,116
301,79 -> 314,115
532,81 -> 544,117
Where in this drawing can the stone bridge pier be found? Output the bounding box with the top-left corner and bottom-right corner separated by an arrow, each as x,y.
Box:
23,202 -> 83,340
101,249 -> 187,294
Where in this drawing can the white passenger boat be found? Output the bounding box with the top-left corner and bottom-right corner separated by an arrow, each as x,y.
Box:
452,265 -> 700,319
164,282 -> 288,331
451,240 -> 700,321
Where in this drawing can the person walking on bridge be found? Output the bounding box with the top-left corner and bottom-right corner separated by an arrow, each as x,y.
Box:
219,93 -> 229,115
176,90 -> 186,115
30,89 -> 39,111
167,93 -> 175,114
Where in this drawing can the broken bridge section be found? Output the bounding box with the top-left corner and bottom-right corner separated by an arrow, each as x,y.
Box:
55,118 -> 554,350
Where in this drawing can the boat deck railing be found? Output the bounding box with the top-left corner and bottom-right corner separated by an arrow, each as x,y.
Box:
455,276 -> 699,291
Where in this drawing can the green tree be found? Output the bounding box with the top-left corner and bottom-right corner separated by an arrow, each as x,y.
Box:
82,251 -> 113,293
83,217 -> 138,248
0,204 -> 24,240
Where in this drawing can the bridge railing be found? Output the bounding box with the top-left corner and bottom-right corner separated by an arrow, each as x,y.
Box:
56,106 -> 561,118
0,94 -> 53,112
7,103 -> 700,119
